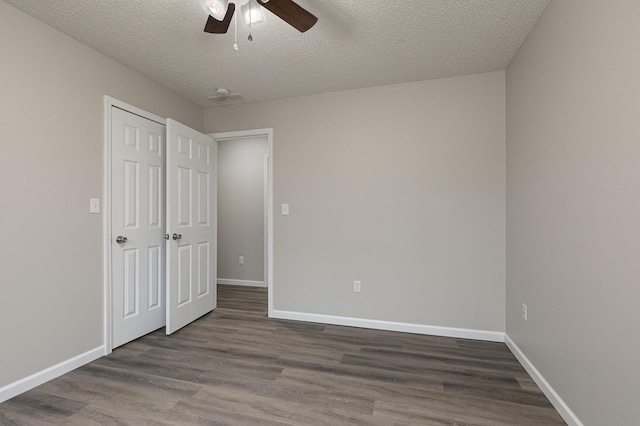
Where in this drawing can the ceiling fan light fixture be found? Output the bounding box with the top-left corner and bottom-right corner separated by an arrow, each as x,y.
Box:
203,0 -> 317,35
202,0 -> 228,21
240,0 -> 265,27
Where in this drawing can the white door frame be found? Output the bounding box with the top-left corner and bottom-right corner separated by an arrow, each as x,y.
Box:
210,129 -> 274,316
103,96 -> 166,355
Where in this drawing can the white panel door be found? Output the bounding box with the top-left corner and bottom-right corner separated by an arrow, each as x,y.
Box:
166,119 -> 216,334
112,107 -> 166,348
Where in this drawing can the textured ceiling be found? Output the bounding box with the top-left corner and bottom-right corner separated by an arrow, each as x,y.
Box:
3,0 -> 549,107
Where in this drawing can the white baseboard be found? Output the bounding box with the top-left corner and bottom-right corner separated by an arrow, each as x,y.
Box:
504,334 -> 583,426
271,310 -> 504,342
0,346 -> 104,403
217,279 -> 266,288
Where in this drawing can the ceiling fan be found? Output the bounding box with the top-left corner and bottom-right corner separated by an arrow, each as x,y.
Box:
208,88 -> 244,104
202,0 -> 318,34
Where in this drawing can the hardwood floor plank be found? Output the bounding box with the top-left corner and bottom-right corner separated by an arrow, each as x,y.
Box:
194,376 -> 375,418
0,392 -> 88,424
0,285 -> 565,425
65,403 -> 176,426
163,399 -> 297,426
276,367 -> 445,400
373,394 -> 566,426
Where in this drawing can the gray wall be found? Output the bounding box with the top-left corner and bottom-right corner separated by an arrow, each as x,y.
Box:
217,137 -> 268,283
506,1 -> 640,425
205,71 -> 506,332
0,2 -> 203,388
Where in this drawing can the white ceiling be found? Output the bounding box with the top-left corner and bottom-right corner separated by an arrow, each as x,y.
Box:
4,0 -> 549,107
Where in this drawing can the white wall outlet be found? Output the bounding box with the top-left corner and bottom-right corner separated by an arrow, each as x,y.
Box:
239,256 -> 244,265
354,280 -> 361,293
89,198 -> 100,214
522,303 -> 528,321
281,203 -> 290,216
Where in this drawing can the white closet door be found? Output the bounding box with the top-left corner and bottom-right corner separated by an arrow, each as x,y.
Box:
111,107 -> 166,348
166,119 -> 217,335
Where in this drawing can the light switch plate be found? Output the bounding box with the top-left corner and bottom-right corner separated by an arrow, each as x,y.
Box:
281,203 -> 290,215
90,198 -> 100,214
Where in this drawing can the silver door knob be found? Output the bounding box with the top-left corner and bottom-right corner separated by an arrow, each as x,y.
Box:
116,236 -> 128,244
172,233 -> 182,241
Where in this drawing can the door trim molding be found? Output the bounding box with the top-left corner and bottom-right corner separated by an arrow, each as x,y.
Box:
210,129 -> 274,317
103,96 -> 166,355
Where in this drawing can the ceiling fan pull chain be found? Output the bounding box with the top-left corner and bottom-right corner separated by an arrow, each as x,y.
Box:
233,10 -> 239,50
248,0 -> 254,41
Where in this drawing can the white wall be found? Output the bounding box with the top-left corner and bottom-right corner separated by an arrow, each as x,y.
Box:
506,1 -> 640,425
217,137 -> 268,283
205,71 -> 506,334
0,2 -> 203,390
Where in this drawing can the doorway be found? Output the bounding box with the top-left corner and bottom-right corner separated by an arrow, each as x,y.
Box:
211,129 -> 273,316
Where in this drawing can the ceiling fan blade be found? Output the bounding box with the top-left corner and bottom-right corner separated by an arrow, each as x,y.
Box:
257,0 -> 317,33
204,3 -> 236,34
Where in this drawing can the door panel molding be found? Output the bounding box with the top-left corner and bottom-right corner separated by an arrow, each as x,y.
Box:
166,119 -> 217,334
111,106 -> 167,348
103,96 -> 166,355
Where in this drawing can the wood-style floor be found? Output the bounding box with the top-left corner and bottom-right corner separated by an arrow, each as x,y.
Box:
0,285 -> 565,425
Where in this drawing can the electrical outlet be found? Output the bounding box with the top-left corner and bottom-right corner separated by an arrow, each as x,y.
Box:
522,303 -> 528,321
239,256 -> 244,265
353,280 -> 361,293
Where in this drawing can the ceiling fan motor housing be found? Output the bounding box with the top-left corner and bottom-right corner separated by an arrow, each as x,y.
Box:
204,0 -> 317,34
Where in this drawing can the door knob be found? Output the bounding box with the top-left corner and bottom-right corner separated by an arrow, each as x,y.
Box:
116,236 -> 128,244
172,233 -> 182,241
